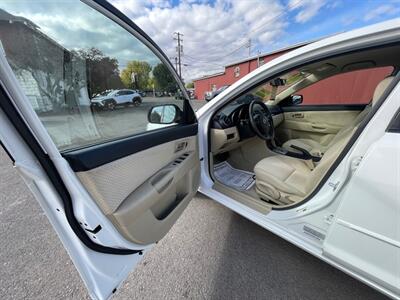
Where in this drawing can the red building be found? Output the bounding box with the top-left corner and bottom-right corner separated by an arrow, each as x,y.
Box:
193,42 -> 392,104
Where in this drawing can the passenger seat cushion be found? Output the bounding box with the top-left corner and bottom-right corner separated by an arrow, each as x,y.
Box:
254,156 -> 311,199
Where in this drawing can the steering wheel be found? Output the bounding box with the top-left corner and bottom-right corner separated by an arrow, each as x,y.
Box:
248,100 -> 275,140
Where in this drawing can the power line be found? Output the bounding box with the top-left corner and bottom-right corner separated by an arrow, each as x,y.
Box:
184,0 -> 305,64
245,0 -> 304,36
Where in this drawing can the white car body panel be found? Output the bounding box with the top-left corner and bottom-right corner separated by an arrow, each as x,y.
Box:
0,1 -> 399,299
324,133 -> 400,297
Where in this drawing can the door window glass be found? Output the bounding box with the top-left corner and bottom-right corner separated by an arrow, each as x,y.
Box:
0,1 -> 185,151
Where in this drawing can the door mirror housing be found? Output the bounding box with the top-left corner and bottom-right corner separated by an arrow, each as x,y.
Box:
148,104 -> 182,124
280,94 -> 303,106
291,94 -> 303,105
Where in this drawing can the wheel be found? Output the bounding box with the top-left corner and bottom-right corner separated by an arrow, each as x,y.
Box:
132,97 -> 141,107
106,100 -> 116,110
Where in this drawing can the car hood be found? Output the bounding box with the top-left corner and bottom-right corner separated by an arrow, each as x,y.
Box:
91,96 -> 109,102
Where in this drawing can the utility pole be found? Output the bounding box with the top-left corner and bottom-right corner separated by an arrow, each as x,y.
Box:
247,38 -> 251,56
173,32 -> 183,79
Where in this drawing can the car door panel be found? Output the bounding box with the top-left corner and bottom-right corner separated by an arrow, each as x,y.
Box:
63,123 -> 198,171
277,105 -> 365,144
323,132 -> 400,297
75,135 -> 199,244
0,0 -> 200,298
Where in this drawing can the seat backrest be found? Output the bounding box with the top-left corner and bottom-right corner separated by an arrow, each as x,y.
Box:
327,76 -> 394,148
306,130 -> 355,191
307,76 -> 395,191
372,76 -> 394,106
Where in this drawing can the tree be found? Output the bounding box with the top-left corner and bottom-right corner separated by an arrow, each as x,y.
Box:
120,61 -> 152,90
185,82 -> 194,89
74,47 -> 124,97
153,63 -> 177,92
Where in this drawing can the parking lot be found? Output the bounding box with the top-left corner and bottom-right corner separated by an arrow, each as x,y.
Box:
39,96 -> 196,151
0,145 -> 386,299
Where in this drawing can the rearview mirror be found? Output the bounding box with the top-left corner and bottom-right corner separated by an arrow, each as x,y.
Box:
148,104 -> 182,124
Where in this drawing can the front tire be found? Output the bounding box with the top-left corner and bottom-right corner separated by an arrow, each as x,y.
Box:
132,97 -> 141,107
105,100 -> 116,111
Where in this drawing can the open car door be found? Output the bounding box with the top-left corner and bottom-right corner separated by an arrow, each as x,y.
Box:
0,1 -> 200,299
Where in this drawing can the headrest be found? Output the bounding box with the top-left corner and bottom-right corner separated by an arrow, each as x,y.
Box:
372,76 -> 394,106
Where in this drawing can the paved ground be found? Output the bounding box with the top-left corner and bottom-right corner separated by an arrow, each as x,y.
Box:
0,147 -> 387,299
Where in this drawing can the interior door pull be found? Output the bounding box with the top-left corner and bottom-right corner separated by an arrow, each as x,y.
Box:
292,113 -> 304,118
175,141 -> 187,152
311,123 -> 327,130
151,169 -> 174,193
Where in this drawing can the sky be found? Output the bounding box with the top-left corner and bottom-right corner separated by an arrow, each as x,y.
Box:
111,0 -> 400,81
2,0 -> 400,82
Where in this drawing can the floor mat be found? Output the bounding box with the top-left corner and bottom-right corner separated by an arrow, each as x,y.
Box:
213,161 -> 255,191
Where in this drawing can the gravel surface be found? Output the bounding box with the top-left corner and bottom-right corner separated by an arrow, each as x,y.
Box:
0,146 -> 386,300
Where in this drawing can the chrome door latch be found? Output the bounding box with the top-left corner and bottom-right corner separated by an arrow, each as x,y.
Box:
175,141 -> 188,152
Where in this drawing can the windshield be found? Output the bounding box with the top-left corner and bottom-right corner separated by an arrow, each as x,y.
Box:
98,91 -> 114,96
252,70 -> 310,102
225,70 -> 310,108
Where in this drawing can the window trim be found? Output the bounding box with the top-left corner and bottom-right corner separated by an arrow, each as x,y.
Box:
281,104 -> 367,112
387,108 -> 400,133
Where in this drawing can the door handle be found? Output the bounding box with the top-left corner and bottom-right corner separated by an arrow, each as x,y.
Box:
291,113 -> 304,118
175,141 -> 188,152
311,123 -> 327,130
151,169 -> 174,193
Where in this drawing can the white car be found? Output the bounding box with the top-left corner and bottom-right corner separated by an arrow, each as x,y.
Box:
0,1 -> 399,300
91,89 -> 142,110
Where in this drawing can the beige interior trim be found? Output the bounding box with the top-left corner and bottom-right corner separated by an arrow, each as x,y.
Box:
111,149 -> 199,244
210,113 -> 283,155
276,110 -> 360,144
210,127 -> 240,153
77,136 -> 200,245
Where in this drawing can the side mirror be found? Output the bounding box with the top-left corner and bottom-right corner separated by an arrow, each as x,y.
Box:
148,104 -> 182,124
291,94 -> 303,105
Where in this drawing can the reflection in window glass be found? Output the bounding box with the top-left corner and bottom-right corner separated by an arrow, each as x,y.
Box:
0,1 -> 184,151
252,70 -> 309,101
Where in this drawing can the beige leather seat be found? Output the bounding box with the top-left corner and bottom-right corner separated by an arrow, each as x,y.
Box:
282,76 -> 394,156
254,76 -> 394,205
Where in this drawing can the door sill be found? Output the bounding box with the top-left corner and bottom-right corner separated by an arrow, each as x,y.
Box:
212,182 -> 272,214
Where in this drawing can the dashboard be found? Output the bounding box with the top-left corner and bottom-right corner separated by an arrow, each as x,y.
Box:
210,98 -> 284,153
